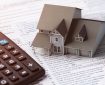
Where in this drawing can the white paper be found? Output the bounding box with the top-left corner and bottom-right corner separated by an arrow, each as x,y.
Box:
1,0 -> 105,85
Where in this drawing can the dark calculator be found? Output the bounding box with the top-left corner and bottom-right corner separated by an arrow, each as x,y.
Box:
0,32 -> 45,85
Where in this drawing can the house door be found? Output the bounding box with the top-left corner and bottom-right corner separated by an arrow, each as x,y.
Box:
53,46 -> 62,54
50,35 -> 64,54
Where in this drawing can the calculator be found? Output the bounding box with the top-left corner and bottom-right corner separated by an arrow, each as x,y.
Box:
0,32 -> 45,85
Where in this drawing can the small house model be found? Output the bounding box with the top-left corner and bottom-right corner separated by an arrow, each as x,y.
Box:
32,4 -> 105,57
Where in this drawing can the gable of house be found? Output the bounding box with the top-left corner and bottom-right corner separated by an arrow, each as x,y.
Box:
75,24 -> 88,42
55,19 -> 67,37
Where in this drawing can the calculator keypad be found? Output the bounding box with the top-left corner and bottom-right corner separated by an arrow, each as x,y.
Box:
0,32 -> 45,85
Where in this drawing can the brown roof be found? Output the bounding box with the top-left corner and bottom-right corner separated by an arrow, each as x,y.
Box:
75,18 -> 105,22
37,4 -> 81,31
32,33 -> 52,49
56,19 -> 67,37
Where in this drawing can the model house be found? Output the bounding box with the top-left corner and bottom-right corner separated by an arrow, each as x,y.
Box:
32,4 -> 105,57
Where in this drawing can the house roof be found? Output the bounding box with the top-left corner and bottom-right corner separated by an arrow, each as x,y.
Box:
65,19 -> 79,44
65,18 -> 105,52
32,33 -> 51,49
56,19 -> 67,37
37,4 -> 81,31
76,18 -> 105,22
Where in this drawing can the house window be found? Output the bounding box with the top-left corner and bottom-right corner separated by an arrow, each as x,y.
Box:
79,38 -> 83,42
75,49 -> 80,55
53,46 -> 61,53
40,30 -> 43,32
49,31 -> 51,33
88,51 -> 92,57
75,37 -> 83,42
55,38 -> 58,41
54,46 -> 57,52
65,48 -> 69,54
75,25 -> 88,42
58,47 -> 61,52
75,37 -> 79,41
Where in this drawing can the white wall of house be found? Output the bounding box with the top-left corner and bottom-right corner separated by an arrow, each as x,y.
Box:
65,47 -> 93,57
50,33 -> 64,54
96,23 -> 105,45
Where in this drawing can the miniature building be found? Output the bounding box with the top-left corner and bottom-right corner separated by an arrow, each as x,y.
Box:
32,4 -> 105,57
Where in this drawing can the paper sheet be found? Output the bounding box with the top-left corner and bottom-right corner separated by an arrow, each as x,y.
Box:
1,0 -> 105,85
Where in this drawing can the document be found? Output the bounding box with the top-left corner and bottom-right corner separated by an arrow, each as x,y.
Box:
1,0 -> 105,85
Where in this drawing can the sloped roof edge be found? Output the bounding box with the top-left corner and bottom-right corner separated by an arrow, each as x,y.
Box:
44,4 -> 82,10
56,19 -> 67,37
74,18 -> 105,22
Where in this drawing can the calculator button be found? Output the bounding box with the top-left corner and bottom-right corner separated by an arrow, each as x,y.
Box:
5,45 -> 14,51
11,49 -> 20,56
0,79 -> 8,85
23,60 -> 39,72
13,64 -> 22,71
16,55 -> 26,61
0,63 -> 6,70
3,69 -> 13,76
1,54 -> 10,60
8,74 -> 19,82
7,60 -> 16,65
19,70 -> 29,77
0,50 -> 4,54
0,39 -> 9,46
